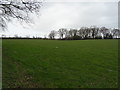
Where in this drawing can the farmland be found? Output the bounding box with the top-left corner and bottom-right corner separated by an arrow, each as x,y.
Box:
2,39 -> 118,88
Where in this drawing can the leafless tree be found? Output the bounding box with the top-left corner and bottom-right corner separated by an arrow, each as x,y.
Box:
72,29 -> 78,37
0,0 -> 41,30
100,27 -> 109,39
49,26 -> 120,40
64,29 -> 69,38
68,29 -> 78,37
79,27 -> 91,39
90,26 -> 99,38
48,30 -> 56,39
69,29 -> 73,38
58,28 -> 66,39
78,27 -> 86,39
111,29 -> 120,38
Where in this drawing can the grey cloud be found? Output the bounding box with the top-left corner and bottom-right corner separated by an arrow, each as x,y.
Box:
1,0 -> 118,37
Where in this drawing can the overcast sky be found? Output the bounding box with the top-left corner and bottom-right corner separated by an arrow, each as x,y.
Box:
0,0 -> 119,37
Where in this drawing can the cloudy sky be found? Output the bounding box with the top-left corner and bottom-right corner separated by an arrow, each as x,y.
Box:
1,0 -> 119,37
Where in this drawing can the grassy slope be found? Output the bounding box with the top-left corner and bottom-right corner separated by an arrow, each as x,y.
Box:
2,39 -> 118,88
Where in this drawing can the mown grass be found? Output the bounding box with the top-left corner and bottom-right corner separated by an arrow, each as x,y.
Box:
2,39 -> 118,88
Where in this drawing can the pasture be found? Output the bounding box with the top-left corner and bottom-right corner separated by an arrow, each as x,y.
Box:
2,39 -> 118,88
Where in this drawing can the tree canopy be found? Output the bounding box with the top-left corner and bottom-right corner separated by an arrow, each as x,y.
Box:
48,27 -> 120,40
0,0 -> 41,30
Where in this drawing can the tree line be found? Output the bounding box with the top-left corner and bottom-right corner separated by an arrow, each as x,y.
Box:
48,26 -> 120,40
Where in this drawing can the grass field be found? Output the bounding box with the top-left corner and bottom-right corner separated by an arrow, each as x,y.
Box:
2,39 -> 118,88
0,39 -> 2,89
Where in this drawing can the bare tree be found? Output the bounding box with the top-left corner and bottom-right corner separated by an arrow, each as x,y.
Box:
48,30 -> 56,39
90,26 -> 99,39
72,29 -> 78,37
100,27 -> 109,39
68,29 -> 78,37
49,26 -> 120,40
81,27 -> 91,39
69,29 -> 73,38
0,0 -> 41,30
78,27 -> 86,39
64,29 -> 69,38
58,28 -> 66,39
111,29 -> 120,38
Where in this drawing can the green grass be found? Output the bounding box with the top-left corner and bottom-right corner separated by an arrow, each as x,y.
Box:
0,39 -> 2,89
2,39 -> 118,88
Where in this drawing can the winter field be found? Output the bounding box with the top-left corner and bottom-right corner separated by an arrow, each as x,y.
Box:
2,39 -> 118,88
